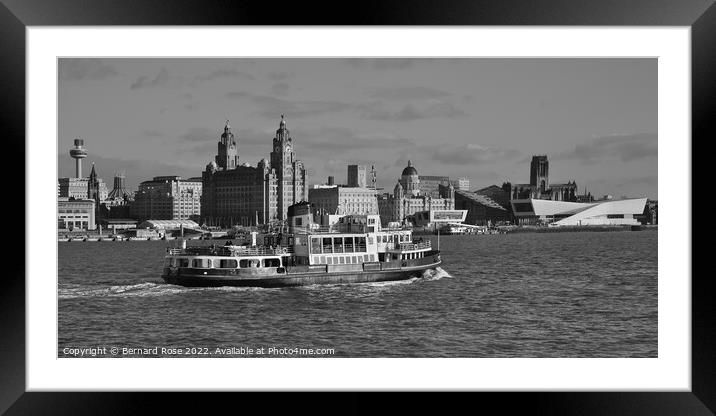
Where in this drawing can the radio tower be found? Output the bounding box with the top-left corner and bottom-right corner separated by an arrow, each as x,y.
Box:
69,139 -> 88,178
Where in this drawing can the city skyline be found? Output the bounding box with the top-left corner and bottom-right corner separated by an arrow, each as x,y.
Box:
58,58 -> 657,198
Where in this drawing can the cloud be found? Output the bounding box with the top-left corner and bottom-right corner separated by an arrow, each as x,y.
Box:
370,86 -> 451,101
226,91 -> 355,118
143,129 -> 165,138
271,82 -> 290,96
195,68 -> 254,82
179,127 -> 217,143
429,144 -> 521,165
59,59 -> 118,81
267,71 -> 292,81
130,67 -> 169,90
295,127 -> 415,154
362,100 -> 467,121
563,133 -> 657,163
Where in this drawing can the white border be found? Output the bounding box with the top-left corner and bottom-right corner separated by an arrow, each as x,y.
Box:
27,27 -> 690,391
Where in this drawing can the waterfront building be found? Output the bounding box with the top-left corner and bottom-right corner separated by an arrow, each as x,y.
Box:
58,197 -> 96,231
454,186 -> 513,226
511,197 -> 648,226
201,116 -> 307,226
130,176 -> 202,221
451,177 -> 470,191
308,185 -> 378,216
504,155 -> 578,202
58,176 -> 108,201
416,175 -> 450,198
377,161 -> 455,226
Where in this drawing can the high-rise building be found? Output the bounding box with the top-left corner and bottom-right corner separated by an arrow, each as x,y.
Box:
201,115 -> 307,227
130,176 -> 202,221
347,165 -> 367,188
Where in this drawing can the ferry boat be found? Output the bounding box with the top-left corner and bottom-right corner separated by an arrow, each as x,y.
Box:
162,203 -> 442,288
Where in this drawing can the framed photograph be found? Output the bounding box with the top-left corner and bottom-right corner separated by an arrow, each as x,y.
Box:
5,0 -> 711,413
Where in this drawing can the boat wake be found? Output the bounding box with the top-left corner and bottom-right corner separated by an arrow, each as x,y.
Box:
59,267 -> 453,298
420,266 -> 452,281
58,282 -> 267,299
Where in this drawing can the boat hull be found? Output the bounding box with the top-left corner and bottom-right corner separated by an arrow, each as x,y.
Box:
162,260 -> 441,288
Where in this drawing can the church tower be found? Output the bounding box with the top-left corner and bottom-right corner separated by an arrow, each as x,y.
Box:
530,155 -> 549,192
216,120 -> 239,170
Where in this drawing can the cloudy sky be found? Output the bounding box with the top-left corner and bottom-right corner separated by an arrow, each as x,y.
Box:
58,58 -> 657,198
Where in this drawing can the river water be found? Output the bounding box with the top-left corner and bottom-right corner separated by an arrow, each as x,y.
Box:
58,231 -> 657,357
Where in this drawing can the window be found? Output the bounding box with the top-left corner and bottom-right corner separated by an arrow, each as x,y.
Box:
219,259 -> 238,268
311,237 -> 322,253
333,237 -> 344,253
263,258 -> 281,267
178,258 -> 190,267
327,257 -> 333,265
355,237 -> 366,252
344,237 -> 354,252
339,257 -> 345,264
323,237 -> 333,253
320,256 -> 326,264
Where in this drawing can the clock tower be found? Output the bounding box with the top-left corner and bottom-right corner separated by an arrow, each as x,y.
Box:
269,115 -> 306,220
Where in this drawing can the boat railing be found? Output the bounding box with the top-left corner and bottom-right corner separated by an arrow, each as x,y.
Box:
166,245 -> 294,256
398,241 -> 432,251
317,244 -> 368,254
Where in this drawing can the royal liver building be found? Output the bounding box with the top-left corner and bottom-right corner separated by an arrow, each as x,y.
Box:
201,115 -> 307,227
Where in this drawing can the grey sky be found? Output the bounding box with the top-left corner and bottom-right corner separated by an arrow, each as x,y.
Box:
58,58 -> 657,198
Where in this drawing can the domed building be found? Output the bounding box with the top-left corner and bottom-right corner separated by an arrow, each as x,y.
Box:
399,160 -> 421,196
377,161 -> 455,226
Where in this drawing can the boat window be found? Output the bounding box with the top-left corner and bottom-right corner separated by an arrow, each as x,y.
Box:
344,237 -> 354,253
333,237 -> 343,253
219,259 -> 238,268
322,237 -> 333,253
178,258 -> 190,268
339,257 -> 345,264
327,257 -> 333,265
320,256 -> 326,264
355,237 -> 366,252
263,258 -> 281,268
311,237 -> 322,254
239,259 -> 249,268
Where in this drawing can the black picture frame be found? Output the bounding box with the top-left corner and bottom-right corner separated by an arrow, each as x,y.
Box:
4,0 -> 711,414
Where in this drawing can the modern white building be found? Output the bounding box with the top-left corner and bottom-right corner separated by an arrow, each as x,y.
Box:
511,197 -> 647,226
